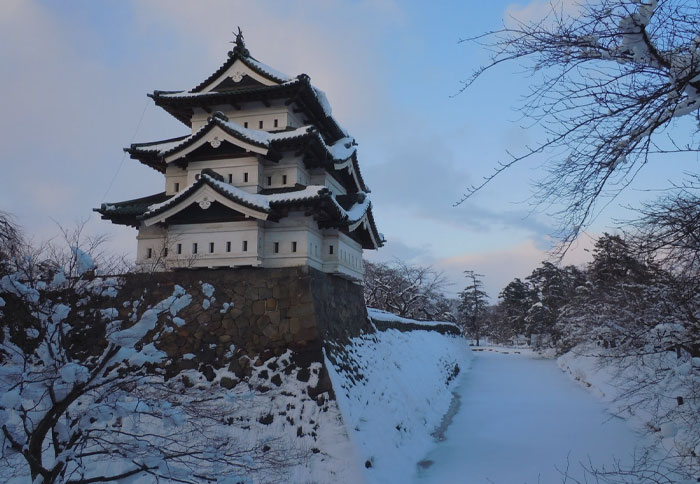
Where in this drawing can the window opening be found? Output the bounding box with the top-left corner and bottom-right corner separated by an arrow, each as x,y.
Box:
274,242 -> 279,253
292,241 -> 297,252
242,240 -> 248,252
177,244 -> 182,255
209,242 -> 215,253
193,243 -> 198,254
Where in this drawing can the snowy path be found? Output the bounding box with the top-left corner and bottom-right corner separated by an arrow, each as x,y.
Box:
413,348 -> 646,484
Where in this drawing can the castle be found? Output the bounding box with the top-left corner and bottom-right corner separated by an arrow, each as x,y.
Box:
96,31 -> 382,281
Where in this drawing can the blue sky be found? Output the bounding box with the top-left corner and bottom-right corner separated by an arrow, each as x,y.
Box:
1,0 -> 696,298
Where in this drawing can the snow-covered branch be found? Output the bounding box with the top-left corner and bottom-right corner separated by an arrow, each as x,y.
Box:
458,0 -> 700,248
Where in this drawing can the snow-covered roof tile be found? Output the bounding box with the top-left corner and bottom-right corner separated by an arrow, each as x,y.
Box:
244,56 -> 293,84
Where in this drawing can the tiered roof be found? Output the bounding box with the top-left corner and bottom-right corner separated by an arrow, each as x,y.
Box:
96,31 -> 383,250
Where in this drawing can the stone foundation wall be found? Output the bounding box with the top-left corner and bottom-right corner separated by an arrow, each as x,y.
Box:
119,266 -> 372,371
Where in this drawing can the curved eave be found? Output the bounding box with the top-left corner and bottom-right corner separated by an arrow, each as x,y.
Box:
337,202 -> 383,250
94,192 -> 171,228
124,148 -> 166,173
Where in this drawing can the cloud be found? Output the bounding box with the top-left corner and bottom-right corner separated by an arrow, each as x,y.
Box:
365,126 -> 555,248
432,235 -> 595,300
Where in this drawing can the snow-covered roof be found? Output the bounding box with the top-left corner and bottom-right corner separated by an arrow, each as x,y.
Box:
150,74 -> 348,143
97,170 -> 382,248
127,113 -> 367,190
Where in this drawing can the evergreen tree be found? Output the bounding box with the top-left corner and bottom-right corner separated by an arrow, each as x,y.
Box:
498,278 -> 532,342
458,271 -> 489,346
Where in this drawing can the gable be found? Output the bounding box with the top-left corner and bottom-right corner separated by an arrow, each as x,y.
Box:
160,201 -> 249,225
142,184 -> 269,227
200,59 -> 279,94
164,125 -> 269,164
211,74 -> 266,92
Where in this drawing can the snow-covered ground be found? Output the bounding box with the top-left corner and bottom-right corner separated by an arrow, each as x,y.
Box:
414,347 -> 652,484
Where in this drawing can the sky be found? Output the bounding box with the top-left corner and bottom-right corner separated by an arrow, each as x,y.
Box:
1,0 -> 696,299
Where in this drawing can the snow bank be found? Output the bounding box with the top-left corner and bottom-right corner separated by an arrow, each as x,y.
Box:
325,323 -> 471,483
558,344 -> 700,478
368,308 -> 458,328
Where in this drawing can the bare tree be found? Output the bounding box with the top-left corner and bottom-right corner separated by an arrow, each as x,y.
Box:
363,260 -> 452,321
458,0 -> 700,248
0,212 -> 23,277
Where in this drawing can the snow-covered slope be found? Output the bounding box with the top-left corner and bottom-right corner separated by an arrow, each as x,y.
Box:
324,317 -> 471,484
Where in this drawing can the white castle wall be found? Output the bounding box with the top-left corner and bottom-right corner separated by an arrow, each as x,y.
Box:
136,215 -> 364,280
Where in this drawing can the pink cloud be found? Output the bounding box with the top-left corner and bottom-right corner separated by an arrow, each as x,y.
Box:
433,236 -> 595,299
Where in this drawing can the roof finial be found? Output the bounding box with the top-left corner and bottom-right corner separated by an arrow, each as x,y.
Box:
228,27 -> 250,58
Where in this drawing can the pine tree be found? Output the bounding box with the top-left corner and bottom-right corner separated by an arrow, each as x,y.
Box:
458,271 -> 489,346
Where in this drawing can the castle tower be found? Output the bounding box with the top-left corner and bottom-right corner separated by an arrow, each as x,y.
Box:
96,30 -> 383,281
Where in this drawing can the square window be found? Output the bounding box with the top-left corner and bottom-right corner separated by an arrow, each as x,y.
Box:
228,174 -> 233,183
267,176 -> 272,186
177,243 -> 182,255
174,182 -> 180,192
259,120 -> 263,129
226,241 -> 231,252
282,175 -> 287,185
244,172 -> 249,183
209,242 -> 214,253
329,245 -> 334,255
242,240 -> 248,252
274,119 -> 279,128
274,242 -> 279,254
146,248 -> 152,259
193,243 -> 198,254
292,241 -> 297,253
